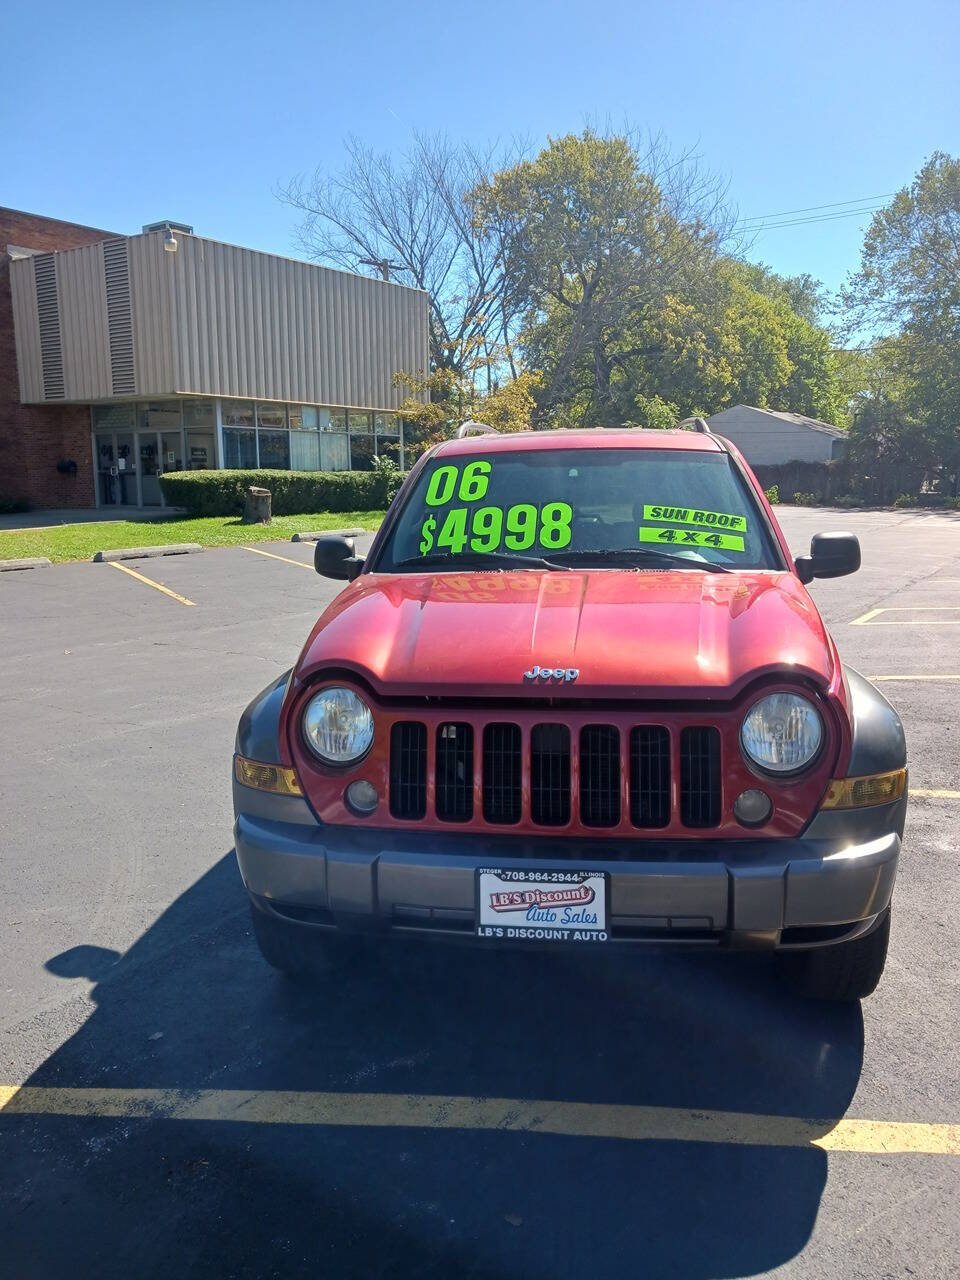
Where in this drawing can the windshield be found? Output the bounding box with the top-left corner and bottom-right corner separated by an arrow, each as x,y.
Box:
375,447 -> 783,573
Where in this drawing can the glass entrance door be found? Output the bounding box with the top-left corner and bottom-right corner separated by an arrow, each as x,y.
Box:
137,430 -> 185,505
159,431 -> 183,477
139,434 -> 162,505
116,432 -> 138,504
96,431 -> 139,504
137,403 -> 184,506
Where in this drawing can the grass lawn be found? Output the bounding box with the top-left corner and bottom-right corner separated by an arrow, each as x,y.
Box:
0,511 -> 386,564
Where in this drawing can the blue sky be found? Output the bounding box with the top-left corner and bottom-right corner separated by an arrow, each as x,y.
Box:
3,0 -> 958,299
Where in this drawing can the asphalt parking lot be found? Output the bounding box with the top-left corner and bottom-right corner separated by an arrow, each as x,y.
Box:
1,508 -> 959,1279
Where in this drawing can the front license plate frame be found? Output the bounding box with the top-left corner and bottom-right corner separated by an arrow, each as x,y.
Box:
475,868 -> 609,943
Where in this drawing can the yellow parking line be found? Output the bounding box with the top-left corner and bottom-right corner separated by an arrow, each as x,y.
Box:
911,789 -> 960,800
851,607 -> 960,626
243,546 -> 313,570
867,675 -> 960,681
108,561 -> 195,606
1,1086 -> 958,1155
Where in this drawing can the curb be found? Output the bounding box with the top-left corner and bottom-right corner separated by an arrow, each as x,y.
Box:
92,544 -> 204,563
291,528 -> 366,543
0,557 -> 52,572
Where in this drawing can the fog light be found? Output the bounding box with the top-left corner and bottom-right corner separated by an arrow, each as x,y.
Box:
346,779 -> 379,816
733,788 -> 772,826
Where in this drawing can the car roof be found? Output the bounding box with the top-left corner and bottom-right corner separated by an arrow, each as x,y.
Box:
432,428 -> 726,458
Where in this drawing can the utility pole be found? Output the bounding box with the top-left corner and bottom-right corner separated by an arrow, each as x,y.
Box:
358,257 -> 401,282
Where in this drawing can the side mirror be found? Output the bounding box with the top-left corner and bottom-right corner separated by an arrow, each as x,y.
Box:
314,535 -> 364,581
794,531 -> 861,584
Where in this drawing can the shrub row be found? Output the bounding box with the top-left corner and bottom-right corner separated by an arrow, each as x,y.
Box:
158,469 -> 406,517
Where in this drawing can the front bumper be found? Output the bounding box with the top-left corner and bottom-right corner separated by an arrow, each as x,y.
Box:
234,792 -> 901,951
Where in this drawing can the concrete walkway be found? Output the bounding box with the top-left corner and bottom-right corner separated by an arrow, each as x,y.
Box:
0,506 -> 185,532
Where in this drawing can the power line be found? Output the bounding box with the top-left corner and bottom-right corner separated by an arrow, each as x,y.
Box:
737,193 -> 895,226
748,206 -> 886,233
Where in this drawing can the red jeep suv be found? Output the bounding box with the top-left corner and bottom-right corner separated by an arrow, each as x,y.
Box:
233,427 -> 907,1000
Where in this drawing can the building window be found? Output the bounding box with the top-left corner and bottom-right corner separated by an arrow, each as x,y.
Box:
320,432 -> 350,470
290,431 -> 320,470
186,430 -> 216,470
290,406 -> 318,431
258,429 -> 290,469
138,401 -> 182,432
349,411 -> 373,434
257,402 -> 287,430
349,433 -> 376,470
319,408 -> 348,433
184,399 -> 215,427
93,404 -> 135,430
373,412 -> 399,437
223,428 -> 257,468
375,412 -> 401,465
289,405 -> 319,470
222,400 -> 254,429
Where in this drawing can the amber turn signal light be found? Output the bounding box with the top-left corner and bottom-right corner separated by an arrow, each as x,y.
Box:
819,768 -> 906,810
235,755 -> 303,796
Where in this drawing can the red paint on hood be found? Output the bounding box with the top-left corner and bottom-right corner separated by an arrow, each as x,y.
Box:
292,569 -> 836,701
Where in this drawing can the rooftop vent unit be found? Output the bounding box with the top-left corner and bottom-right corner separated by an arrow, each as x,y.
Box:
141,220 -> 194,235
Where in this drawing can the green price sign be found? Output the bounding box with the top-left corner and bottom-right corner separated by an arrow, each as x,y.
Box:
639,526 -> 745,552
642,504 -> 747,532
420,503 -> 573,555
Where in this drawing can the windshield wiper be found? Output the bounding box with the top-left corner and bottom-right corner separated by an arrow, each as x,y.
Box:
395,550 -> 568,571
542,548 -> 735,574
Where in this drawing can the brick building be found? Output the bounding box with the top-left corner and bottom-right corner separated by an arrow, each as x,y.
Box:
2,208 -> 428,511
1,208 -> 118,509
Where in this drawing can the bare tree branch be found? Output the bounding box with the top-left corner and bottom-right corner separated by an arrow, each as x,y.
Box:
278,134 -> 523,383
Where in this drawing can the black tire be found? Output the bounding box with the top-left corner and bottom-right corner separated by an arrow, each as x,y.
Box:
249,902 -> 355,979
782,908 -> 891,1001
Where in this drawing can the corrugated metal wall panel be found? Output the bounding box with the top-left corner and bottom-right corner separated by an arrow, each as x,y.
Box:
163,235 -> 428,407
58,242 -> 111,400
10,256 -> 44,402
10,231 -> 429,408
33,254 -> 65,399
128,234 -> 176,395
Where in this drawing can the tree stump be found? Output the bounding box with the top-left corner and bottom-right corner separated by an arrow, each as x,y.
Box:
243,486 -> 272,524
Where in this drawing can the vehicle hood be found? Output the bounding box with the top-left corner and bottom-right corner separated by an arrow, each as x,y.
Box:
294,569 -> 836,700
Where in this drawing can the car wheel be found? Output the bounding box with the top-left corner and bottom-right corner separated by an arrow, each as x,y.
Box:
249,902 -> 355,980
781,908 -> 891,1002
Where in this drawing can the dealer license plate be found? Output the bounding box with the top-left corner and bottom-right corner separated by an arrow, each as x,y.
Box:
476,869 -> 608,943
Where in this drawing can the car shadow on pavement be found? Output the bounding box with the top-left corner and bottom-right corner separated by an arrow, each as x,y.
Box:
3,852 -> 864,1280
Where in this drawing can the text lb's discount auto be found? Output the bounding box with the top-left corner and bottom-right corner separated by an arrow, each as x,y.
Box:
476,870 -> 609,942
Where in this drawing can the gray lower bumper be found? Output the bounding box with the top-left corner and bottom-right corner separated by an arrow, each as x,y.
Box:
233,806 -> 900,949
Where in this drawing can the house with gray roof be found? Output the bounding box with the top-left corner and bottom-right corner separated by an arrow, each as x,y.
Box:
698,405 -> 847,465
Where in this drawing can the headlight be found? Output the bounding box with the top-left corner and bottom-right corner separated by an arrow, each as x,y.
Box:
302,687 -> 374,765
740,692 -> 823,773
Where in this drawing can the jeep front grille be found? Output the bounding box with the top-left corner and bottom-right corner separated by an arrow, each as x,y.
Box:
482,723 -> 522,824
435,723 -> 473,822
389,721 -> 427,820
387,715 -> 722,832
580,725 -> 621,827
629,725 -> 671,828
680,726 -> 722,828
531,724 -> 571,825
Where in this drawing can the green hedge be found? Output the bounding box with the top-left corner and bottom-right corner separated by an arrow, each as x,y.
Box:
158,469 -> 405,517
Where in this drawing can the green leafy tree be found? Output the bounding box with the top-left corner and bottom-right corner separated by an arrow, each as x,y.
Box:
842,153 -> 960,490
394,368 -> 541,458
474,131 -> 735,425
